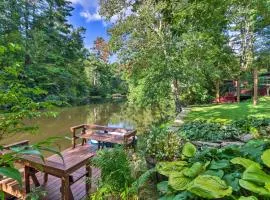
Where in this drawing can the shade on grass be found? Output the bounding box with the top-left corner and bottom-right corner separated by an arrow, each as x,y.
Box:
185,97 -> 270,123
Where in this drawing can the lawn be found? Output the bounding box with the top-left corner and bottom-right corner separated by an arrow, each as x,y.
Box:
185,97 -> 270,123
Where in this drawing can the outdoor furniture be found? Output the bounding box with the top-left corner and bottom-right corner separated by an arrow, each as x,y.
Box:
18,145 -> 95,200
70,124 -> 137,150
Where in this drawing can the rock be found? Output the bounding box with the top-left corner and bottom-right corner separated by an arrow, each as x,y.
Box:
220,141 -> 245,147
192,141 -> 221,148
239,134 -> 254,142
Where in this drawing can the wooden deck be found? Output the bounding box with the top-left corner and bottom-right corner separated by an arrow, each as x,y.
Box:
1,143 -> 100,200
33,167 -> 100,200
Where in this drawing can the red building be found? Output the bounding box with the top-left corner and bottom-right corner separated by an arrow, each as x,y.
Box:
215,72 -> 270,103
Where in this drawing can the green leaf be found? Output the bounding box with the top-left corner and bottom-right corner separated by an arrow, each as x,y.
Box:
182,162 -> 204,178
173,192 -> 193,200
0,167 -> 22,186
242,165 -> 270,185
16,149 -> 45,162
231,157 -> 261,169
187,175 -> 232,199
238,196 -> 258,200
223,172 -> 241,191
209,159 -> 229,169
158,195 -> 176,200
157,181 -> 169,194
261,149 -> 270,168
239,180 -> 270,196
156,161 -> 188,177
204,170 -> 224,178
169,171 -> 192,191
182,142 -> 196,158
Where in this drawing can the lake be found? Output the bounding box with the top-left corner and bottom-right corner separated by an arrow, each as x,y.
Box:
0,101 -> 157,151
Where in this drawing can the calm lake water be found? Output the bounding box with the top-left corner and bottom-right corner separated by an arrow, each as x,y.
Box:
0,101 -> 157,151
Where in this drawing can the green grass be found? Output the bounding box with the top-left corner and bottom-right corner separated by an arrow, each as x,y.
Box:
185,97 -> 270,123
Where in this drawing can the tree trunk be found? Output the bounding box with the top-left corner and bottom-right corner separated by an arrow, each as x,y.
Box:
253,67 -> 258,105
236,77 -> 241,103
215,80 -> 220,103
172,79 -> 182,114
267,86 -> 270,96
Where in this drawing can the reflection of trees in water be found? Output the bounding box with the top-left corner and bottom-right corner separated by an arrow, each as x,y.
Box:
84,102 -> 159,134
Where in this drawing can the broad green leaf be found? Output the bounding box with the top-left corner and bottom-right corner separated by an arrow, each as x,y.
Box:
158,195 -> 175,200
0,167 -> 22,186
239,180 -> 270,196
156,161 -> 188,177
182,162 -> 204,178
182,142 -> 196,158
238,196 -> 258,200
157,181 -> 169,194
204,170 -> 224,178
231,157 -> 261,169
173,192 -> 193,200
169,171 -> 192,191
242,165 -> 270,185
223,172 -> 241,191
209,159 -> 229,169
187,175 -> 232,199
261,149 -> 270,168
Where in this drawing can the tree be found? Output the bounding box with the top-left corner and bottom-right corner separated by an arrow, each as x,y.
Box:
228,0 -> 270,105
99,0 -> 236,113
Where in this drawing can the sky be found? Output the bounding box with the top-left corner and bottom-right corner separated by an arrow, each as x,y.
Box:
68,0 -> 109,50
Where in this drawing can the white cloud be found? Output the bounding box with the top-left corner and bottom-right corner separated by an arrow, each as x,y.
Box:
68,0 -> 98,10
80,10 -> 102,22
70,0 -> 134,26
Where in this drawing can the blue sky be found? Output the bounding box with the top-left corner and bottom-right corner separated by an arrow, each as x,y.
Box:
68,0 -> 109,50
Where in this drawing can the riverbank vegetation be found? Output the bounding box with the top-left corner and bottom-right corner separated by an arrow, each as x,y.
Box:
1,0 -> 270,199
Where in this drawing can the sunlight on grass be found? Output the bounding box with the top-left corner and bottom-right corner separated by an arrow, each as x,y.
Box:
185,97 -> 270,123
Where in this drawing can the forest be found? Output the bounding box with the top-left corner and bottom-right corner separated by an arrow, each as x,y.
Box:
0,0 -> 270,200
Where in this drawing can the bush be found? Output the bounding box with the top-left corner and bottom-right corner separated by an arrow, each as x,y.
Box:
92,147 -> 133,190
143,124 -> 182,162
156,139 -> 270,200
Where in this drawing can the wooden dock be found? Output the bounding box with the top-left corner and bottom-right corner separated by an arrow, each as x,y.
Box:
33,167 -> 100,200
1,143 -> 100,200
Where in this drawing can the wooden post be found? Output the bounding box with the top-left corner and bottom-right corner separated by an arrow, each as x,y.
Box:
61,175 -> 73,200
24,166 -> 31,194
86,164 -> 92,194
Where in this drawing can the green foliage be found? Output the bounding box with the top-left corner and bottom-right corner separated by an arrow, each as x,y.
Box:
182,142 -> 196,158
155,140 -> 270,199
143,124 -> 182,161
179,117 -> 270,142
261,149 -> 270,168
179,120 -> 241,141
187,175 -> 232,199
91,147 -> 135,199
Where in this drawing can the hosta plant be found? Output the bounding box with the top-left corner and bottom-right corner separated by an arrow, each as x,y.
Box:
156,140 -> 270,199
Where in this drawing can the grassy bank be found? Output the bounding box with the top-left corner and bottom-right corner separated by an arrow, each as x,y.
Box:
185,97 -> 270,123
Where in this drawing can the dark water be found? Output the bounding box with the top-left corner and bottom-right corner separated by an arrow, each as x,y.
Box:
0,102 -> 157,150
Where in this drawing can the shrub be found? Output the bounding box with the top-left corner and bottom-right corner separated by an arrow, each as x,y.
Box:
143,124 -> 182,161
156,139 -> 270,200
91,147 -> 135,199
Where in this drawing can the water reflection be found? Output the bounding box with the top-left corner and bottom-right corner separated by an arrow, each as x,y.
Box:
0,101 -> 157,150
